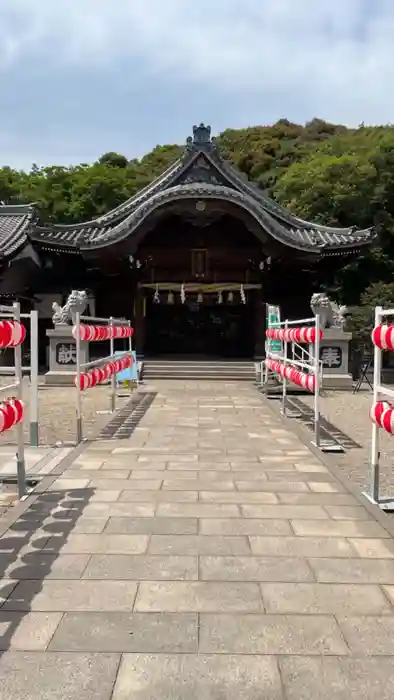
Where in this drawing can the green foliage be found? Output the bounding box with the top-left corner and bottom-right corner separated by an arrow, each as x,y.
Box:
2,119 -> 394,306
349,282 -> 394,346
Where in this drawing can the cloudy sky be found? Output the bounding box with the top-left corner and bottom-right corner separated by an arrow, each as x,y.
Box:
0,0 -> 393,169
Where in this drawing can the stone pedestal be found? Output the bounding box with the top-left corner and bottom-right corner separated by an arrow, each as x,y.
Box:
310,328 -> 353,391
45,327 -> 89,386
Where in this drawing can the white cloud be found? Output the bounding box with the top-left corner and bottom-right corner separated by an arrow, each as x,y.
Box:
1,0 -> 394,166
1,0 -> 394,123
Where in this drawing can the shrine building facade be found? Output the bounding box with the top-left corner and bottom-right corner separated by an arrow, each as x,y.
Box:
0,124 -> 375,367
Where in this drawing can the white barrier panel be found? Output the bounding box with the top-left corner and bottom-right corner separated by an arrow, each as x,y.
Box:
0,302 -> 27,497
74,313 -> 134,443
263,314 -> 341,454
366,305 -> 394,510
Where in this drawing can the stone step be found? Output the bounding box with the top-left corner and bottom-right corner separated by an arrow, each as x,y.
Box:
142,360 -> 257,382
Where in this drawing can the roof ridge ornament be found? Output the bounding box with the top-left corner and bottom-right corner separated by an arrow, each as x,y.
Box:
186,123 -> 218,153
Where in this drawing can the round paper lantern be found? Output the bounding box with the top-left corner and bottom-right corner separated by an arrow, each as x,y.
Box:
9,321 -> 26,347
0,321 -> 13,348
1,401 -> 15,431
8,399 -> 23,424
372,325 -> 394,351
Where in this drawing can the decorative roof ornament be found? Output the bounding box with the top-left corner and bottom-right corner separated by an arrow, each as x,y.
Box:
186,123 -> 218,154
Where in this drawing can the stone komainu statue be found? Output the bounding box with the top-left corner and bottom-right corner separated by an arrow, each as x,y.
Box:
52,290 -> 88,326
310,293 -> 348,330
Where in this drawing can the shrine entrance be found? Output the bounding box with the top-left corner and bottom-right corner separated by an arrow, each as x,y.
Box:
144,293 -> 256,358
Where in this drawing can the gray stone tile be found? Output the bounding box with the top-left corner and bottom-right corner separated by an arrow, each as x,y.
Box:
83,554 -> 198,580
200,491 -> 278,504
324,506 -> 373,520
130,469 -> 167,478
134,581 -> 263,612
200,555 -> 313,582
267,472 -> 336,483
242,505 -> 328,519
156,503 -> 240,518
349,538 -> 394,558
249,536 -> 356,558
48,478 -> 90,491
88,479 -> 162,491
67,518 -> 109,534
280,656 -> 394,700
4,553 -> 91,579
112,653 -> 283,700
168,462 -> 231,471
162,479 -> 235,491
310,557 -> 394,583
291,519 -> 390,537
105,517 -> 198,535
49,612 -> 198,653
308,482 -> 347,493
82,490 -> 122,502
0,612 -> 62,650
44,533 -> 149,554
294,463 -> 330,472
200,518 -> 293,536
339,616 -> 394,654
62,469 -> 131,480
277,492 -> 360,505
119,490 -> 198,503
261,582 -> 391,614
3,580 -> 139,611
0,651 -> 120,700
148,535 -> 250,555
235,480 -> 309,492
199,613 -> 348,655
80,502 -> 155,518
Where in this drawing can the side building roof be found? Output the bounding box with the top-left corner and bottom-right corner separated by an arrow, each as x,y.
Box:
0,124 -> 376,258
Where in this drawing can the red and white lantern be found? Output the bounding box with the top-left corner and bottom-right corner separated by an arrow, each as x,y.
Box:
372,325 -> 394,351
0,321 -> 14,348
265,358 -> 316,393
0,398 -> 24,433
9,321 -> 26,347
370,401 -> 394,435
266,327 -> 322,344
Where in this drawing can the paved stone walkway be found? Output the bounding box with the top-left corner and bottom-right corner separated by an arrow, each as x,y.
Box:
1,381 -> 394,698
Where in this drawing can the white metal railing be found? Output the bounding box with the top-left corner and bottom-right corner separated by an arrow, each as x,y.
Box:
262,313 -> 331,451
75,313 -> 134,443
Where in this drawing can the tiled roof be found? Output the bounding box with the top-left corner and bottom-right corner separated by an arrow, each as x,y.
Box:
0,124 -> 377,257
0,204 -> 36,257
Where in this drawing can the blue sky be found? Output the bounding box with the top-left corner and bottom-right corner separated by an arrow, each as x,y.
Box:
0,0 -> 393,169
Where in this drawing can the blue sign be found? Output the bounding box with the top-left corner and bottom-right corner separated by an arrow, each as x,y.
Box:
115,351 -> 138,382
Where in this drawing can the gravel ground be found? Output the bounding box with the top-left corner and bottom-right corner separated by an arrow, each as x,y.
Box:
303,386 -> 394,498
0,378 -> 133,447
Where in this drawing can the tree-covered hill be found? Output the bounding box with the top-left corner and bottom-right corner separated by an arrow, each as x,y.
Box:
2,118 -> 394,309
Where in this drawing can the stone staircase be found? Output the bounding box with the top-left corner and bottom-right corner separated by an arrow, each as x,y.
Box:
141,358 -> 258,382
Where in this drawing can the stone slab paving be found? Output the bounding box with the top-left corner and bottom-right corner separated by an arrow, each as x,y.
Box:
2,381 -> 394,697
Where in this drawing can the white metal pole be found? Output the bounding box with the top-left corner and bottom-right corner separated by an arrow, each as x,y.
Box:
75,311 -> 83,443
110,317 -> 116,412
314,313 -> 321,448
282,320 -> 288,416
370,306 -> 382,503
29,310 -> 39,447
13,302 -> 26,498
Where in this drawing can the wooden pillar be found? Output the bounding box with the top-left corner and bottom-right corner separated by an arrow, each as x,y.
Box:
134,286 -> 146,356
253,293 -> 266,360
